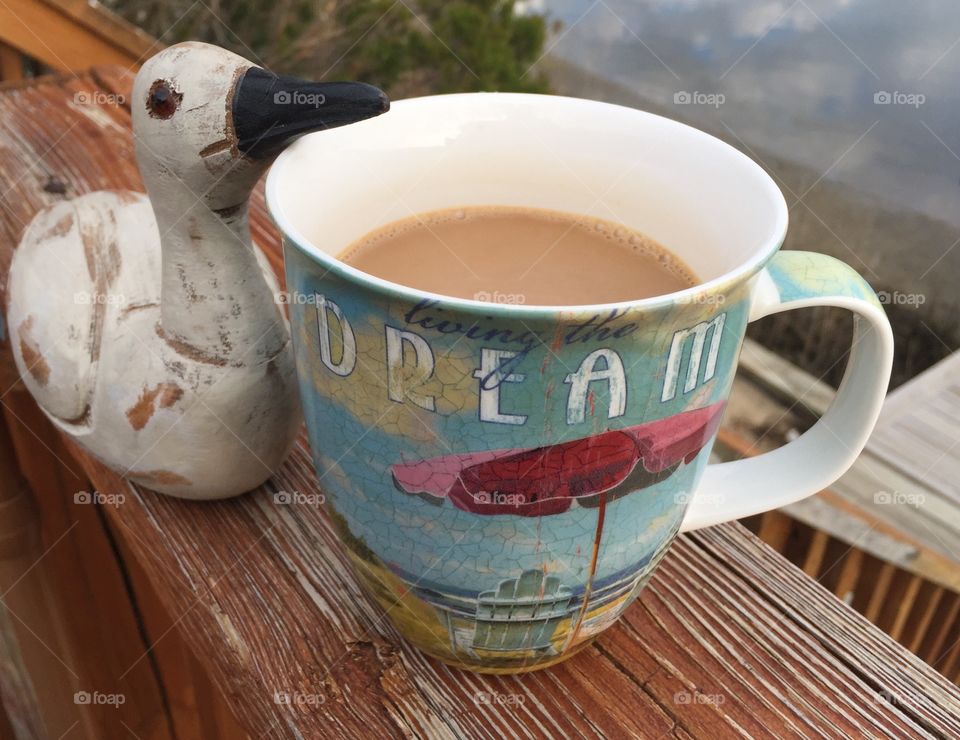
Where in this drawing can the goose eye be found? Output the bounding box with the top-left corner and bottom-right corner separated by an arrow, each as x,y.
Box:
147,80 -> 181,119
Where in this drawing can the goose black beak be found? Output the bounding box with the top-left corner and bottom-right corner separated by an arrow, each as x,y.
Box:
232,67 -> 389,159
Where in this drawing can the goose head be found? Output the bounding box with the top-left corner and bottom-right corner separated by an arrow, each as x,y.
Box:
128,42 -> 389,363
128,42 -> 389,365
131,41 -> 389,210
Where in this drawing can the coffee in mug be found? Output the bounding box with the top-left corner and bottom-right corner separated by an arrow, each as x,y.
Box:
338,205 -> 697,304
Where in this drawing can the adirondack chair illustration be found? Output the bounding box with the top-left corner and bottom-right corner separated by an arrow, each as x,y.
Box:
471,569 -> 575,654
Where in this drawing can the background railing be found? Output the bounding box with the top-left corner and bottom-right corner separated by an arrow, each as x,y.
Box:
0,0 -> 157,82
720,340 -> 960,686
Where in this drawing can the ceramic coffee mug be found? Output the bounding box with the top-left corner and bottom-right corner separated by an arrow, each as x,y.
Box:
266,94 -> 893,673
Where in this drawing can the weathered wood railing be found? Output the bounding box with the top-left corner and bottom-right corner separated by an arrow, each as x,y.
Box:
0,0 -> 157,82
721,338 -> 960,684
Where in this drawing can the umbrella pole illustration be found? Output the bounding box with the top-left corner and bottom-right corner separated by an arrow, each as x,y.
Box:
565,491 -> 607,651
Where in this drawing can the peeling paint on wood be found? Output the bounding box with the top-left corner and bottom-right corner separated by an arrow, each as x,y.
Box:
41,212 -> 73,240
129,469 -> 192,487
125,383 -> 183,430
16,317 -> 50,386
155,325 -> 229,367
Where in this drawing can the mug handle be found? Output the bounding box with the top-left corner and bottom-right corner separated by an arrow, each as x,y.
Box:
680,251 -> 894,532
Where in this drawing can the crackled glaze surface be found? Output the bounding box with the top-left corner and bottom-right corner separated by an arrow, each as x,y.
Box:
283,235 -> 756,671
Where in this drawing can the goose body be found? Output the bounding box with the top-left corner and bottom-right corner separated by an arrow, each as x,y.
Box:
9,190 -> 296,497
6,43 -> 388,498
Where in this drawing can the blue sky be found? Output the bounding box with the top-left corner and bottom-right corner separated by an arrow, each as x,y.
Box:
524,0 -> 960,228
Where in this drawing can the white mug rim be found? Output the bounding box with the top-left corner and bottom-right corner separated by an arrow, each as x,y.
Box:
265,92 -> 789,318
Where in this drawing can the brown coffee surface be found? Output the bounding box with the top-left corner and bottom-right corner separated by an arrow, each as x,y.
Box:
338,206 -> 697,305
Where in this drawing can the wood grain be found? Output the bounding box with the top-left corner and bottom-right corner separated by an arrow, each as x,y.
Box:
68,444 -> 960,739
871,351 -> 960,507
726,334 -> 960,683
0,389 -> 174,738
2,68 -> 960,738
0,0 -> 155,74
0,42 -> 24,83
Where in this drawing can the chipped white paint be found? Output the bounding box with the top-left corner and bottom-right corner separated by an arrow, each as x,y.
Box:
6,43 -> 300,499
65,97 -> 127,134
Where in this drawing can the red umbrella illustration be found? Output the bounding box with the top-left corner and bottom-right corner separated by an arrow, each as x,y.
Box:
391,402 -> 725,517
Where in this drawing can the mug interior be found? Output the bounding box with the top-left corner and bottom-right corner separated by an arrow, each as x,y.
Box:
266,93 -> 788,311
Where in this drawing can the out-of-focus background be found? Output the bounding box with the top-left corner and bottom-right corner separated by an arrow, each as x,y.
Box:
93,0 -> 960,390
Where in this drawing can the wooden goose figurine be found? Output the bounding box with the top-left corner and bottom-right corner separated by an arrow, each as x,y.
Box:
6,42 -> 389,498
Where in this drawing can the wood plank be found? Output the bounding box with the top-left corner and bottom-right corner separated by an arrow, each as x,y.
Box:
108,518 -> 206,740
828,451 -> 960,570
72,448 -> 960,738
0,43 -> 24,82
0,694 -> 19,740
737,339 -> 835,422
1,390 -> 173,739
189,651 -> 235,740
0,0 -> 156,73
40,0 -> 157,60
833,548 -> 863,604
939,639 -> 960,684
880,350 -> 960,422
728,342 -> 960,591
0,416 -> 69,739
715,427 -> 960,594
909,586 -> 945,655
801,529 -> 830,577
700,526 -> 960,730
739,337 -> 960,513
0,69 -> 170,736
921,594 -> 960,667
889,575 -> 924,643
865,563 -> 897,623
756,510 -> 793,553
744,333 -> 960,510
